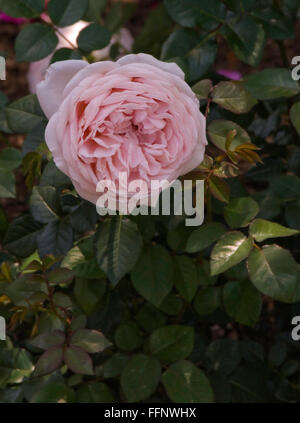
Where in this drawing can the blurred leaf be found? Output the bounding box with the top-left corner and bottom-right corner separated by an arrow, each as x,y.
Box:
0,0 -> 44,18
0,171 -> 15,199
212,81 -> 257,113
22,121 -> 46,156
64,346 -> 93,375
249,219 -> 299,242
121,354 -> 161,402
37,217 -> 73,258
30,331 -> 65,350
149,325 -> 194,363
77,23 -> 111,52
211,231 -> 253,275
192,79 -> 213,99
4,215 -> 42,258
50,48 -> 82,63
134,5 -> 173,56
76,382 -> 114,403
206,339 -> 241,375
47,267 -> 75,286
208,120 -> 251,152
162,360 -> 214,403
223,280 -> 262,327
103,353 -> 129,379
243,68 -> 300,100
0,148 -> 22,171
174,255 -> 198,301
29,186 -> 60,224
131,245 -> 174,307
95,216 -> 143,286
290,102 -> 300,135
6,94 -> 46,134
34,346 -> 63,376
164,0 -> 226,30
186,222 -> 226,253
224,16 -> 266,66
114,324 -> 141,352
248,245 -> 299,303
194,286 -> 220,315
15,24 -> 58,62
208,176 -> 230,203
31,382 -> 74,403
48,0 -> 88,27
71,329 -> 111,353
224,197 -> 259,228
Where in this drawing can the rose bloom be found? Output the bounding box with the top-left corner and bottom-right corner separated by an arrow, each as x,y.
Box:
36,54 -> 207,210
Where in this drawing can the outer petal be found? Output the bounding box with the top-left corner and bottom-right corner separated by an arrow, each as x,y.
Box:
36,60 -> 88,119
117,53 -> 185,80
63,61 -> 118,98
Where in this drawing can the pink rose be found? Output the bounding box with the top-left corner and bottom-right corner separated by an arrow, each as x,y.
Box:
36,54 -> 207,209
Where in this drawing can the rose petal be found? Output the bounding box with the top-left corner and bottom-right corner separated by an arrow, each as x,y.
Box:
36,60 -> 88,119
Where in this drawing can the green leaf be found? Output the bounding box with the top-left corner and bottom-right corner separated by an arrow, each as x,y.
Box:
48,0 -> 88,27
208,176 -> 230,203
186,222 -> 226,253
30,331 -> 65,350
208,120 -> 251,152
149,325 -> 194,363
50,48 -> 82,64
162,360 -> 214,403
47,267 -> 75,286
211,231 -> 253,275
95,216 -> 143,286
4,215 -> 42,258
212,81 -> 257,113
6,94 -> 46,134
103,353 -> 129,379
224,197 -> 259,228
77,23 -> 111,52
74,277 -> 105,315
271,175 -> 300,201
174,255 -> 198,301
248,245 -> 299,303
15,23 -> 58,62
71,329 -> 111,353
223,280 -> 262,327
31,383 -> 74,403
290,102 -> 300,135
76,382 -> 114,403
29,186 -> 60,224
131,244 -> 174,307
64,346 -> 93,375
206,339 -> 241,374
136,303 -> 166,334
184,41 -> 217,84
114,324 -> 142,352
163,0 -> 226,30
194,286 -> 220,315
121,354 -> 161,402
225,16 -> 266,66
192,79 -> 213,99
0,148 -> 22,171
0,0 -> 44,18
37,217 -> 73,258
243,68 -> 300,100
34,346 -> 63,376
249,219 -> 299,242
134,5 -> 173,57
0,170 -> 16,199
